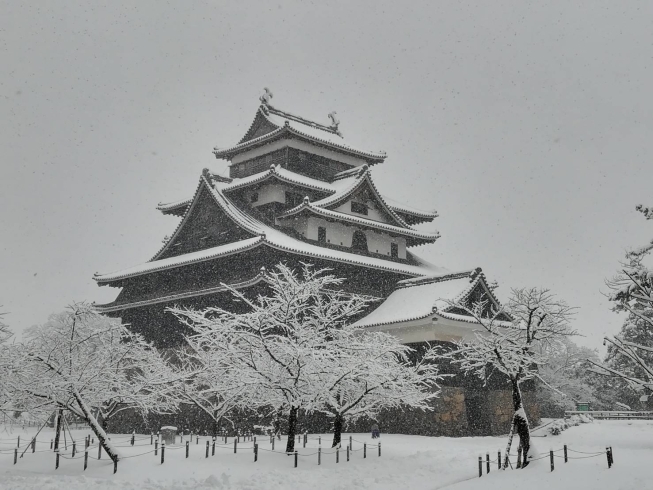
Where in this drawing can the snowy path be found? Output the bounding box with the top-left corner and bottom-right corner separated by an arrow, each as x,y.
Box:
0,421 -> 651,490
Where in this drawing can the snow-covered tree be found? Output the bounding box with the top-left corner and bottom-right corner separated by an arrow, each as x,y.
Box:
10,303 -> 177,463
439,288 -> 575,468
0,308 -> 14,417
171,264 -> 372,453
589,204 -> 653,394
314,329 -> 442,447
536,338 -> 601,416
165,339 -> 256,434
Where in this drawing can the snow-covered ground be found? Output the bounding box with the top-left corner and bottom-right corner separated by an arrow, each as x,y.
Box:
0,420 -> 651,490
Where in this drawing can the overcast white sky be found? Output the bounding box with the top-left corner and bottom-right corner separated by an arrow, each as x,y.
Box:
1,1 -> 652,350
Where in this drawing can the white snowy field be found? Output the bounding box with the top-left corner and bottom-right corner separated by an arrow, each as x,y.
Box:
0,420 -> 651,490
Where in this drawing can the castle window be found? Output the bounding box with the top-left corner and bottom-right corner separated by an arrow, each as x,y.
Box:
351,201 -> 368,215
391,243 -> 398,258
351,230 -> 368,253
317,226 -> 326,243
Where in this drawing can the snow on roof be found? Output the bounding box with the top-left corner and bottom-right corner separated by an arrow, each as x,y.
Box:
94,237 -> 264,283
95,272 -> 269,312
382,195 -> 439,220
260,224 -> 443,277
213,105 -> 387,161
156,197 -> 193,213
353,271 -> 478,328
219,165 -> 335,194
97,176 -> 445,284
277,199 -> 440,244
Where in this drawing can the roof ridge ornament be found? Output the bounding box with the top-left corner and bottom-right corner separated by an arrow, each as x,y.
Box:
259,87 -> 273,106
328,111 -> 342,136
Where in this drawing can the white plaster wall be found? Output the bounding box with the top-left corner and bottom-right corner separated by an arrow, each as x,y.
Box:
250,184 -> 286,206
230,138 -> 368,167
333,200 -> 389,223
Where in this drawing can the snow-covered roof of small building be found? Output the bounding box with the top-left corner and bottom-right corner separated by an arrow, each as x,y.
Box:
353,269 -> 505,328
213,103 -> 387,162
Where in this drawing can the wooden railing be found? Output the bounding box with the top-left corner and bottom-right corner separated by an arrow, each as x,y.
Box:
564,410 -> 653,420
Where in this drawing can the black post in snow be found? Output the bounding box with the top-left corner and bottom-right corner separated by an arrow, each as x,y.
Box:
486,453 -> 490,474
161,441 -> 165,464
254,443 -> 258,462
84,450 -> 88,471
498,450 -> 501,469
294,451 -> 298,468
550,450 -> 554,472
478,456 -> 482,477
564,445 -> 568,463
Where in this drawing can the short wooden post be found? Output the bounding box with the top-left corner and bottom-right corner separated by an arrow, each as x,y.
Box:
55,450 -> 60,470
17,436 -> 20,448
113,459 -> 117,474
254,443 -> 258,462
14,448 -> 17,465
349,436 -> 352,451
347,445 -> 350,462
186,441 -> 189,458
72,441 -> 76,457
212,438 -> 216,456
151,433 -> 153,445
478,456 -> 482,477
610,446 -> 614,465
319,436 -> 321,446
161,441 -> 165,464
85,436 -> 89,449
550,450 -> 554,472
336,448 -> 339,463
303,435 -> 306,448
318,447 -> 321,465
84,451 -> 88,471
131,434 -> 135,446
606,447 -> 611,468
294,451 -> 298,467
486,453 -> 490,474
364,443 -> 367,458
498,450 -> 501,469
564,445 -> 568,463
205,440 -> 209,458
154,440 -> 158,456
98,443 -> 101,460
50,439 -> 53,450
32,438 -> 35,453
253,436 -> 256,449
378,442 -> 381,457
272,437 -> 275,451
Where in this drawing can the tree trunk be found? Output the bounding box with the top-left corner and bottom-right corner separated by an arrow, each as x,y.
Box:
510,379 -> 531,467
502,414 -> 516,469
70,389 -> 120,463
53,409 -> 64,451
274,408 -> 283,440
331,412 -> 343,448
285,406 -> 298,453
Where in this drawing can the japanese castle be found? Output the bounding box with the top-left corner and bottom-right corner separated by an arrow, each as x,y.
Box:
94,91 -> 533,436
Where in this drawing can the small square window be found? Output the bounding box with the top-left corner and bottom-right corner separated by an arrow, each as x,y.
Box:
351,201 -> 368,215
